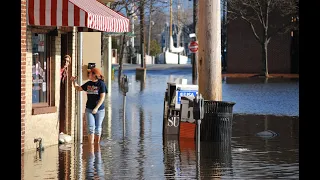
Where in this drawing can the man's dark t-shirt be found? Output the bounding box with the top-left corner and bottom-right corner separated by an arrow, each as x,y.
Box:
81,80 -> 107,110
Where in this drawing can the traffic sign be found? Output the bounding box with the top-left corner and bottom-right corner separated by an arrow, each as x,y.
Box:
189,41 -> 198,53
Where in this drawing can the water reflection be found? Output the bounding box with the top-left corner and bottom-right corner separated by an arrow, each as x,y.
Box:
200,141 -> 233,178
22,70 -> 299,179
137,107 -> 145,179
84,144 -> 105,180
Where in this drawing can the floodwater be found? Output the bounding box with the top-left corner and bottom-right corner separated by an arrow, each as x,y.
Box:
22,69 -> 299,179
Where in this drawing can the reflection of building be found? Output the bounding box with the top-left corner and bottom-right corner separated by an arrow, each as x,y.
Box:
21,0 -> 129,154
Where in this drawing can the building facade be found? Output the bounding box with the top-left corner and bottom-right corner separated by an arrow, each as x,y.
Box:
226,10 -> 298,74
21,0 -> 129,154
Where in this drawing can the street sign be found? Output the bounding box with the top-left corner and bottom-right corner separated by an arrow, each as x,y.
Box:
189,41 -> 198,53
177,90 -> 198,104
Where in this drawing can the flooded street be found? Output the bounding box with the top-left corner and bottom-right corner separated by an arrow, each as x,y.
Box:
22,69 -> 299,179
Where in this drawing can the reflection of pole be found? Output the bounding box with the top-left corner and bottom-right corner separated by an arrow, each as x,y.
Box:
196,147 -> 201,180
196,119 -> 201,180
76,144 -> 83,180
123,93 -> 126,136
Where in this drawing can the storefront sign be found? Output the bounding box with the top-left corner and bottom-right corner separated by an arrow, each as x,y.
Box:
38,41 -> 45,52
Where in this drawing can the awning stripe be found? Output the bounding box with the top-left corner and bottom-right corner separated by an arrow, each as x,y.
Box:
34,0 -> 39,25
62,0 -> 68,26
45,0 -> 51,25
74,5 -> 80,26
56,0 -> 62,26
51,0 -> 57,25
28,0 -> 35,25
39,0 -> 45,25
28,0 -> 130,32
68,1 -> 74,26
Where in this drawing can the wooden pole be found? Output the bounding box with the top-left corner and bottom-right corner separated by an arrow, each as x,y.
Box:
192,0 -> 198,85
198,0 -> 222,101
169,0 -> 173,52
139,0 -> 146,68
147,0 -> 153,55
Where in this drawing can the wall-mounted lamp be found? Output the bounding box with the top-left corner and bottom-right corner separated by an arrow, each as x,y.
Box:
48,28 -> 58,36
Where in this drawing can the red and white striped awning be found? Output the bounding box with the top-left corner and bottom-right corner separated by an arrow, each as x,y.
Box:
28,0 -> 130,32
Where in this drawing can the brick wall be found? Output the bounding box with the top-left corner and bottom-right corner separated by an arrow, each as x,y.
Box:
227,12 -> 292,74
24,29 -> 61,151
21,0 -> 27,155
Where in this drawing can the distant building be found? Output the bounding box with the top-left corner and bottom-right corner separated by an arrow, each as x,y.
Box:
160,23 -> 191,56
226,9 -> 299,74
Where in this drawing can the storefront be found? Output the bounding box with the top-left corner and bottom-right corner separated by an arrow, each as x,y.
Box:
22,0 -> 129,153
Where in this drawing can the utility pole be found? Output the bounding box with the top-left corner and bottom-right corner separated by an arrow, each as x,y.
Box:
192,0 -> 198,85
147,0 -> 153,55
169,0 -> 173,52
198,0 -> 222,100
139,0 -> 146,68
177,0 -> 180,64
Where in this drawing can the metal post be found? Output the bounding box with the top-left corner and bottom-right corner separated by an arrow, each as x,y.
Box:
196,119 -> 201,153
78,32 -> 83,144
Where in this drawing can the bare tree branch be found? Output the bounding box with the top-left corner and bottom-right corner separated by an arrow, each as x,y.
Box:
239,12 -> 262,43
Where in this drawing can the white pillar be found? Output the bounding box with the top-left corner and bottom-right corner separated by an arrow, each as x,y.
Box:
107,36 -> 112,96
78,32 -> 83,144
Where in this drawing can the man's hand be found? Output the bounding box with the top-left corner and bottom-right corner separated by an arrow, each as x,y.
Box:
70,76 -> 77,82
92,108 -> 98,114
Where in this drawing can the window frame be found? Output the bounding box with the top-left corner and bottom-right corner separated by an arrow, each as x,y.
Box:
31,33 -> 56,115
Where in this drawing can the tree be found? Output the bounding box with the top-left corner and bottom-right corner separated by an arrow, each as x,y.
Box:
111,0 -> 169,68
173,4 -> 193,48
228,0 -> 299,77
149,39 -> 161,56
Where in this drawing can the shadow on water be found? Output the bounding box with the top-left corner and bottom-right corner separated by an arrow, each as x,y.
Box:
22,70 -> 299,179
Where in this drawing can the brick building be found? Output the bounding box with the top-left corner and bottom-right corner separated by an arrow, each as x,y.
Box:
21,0 -> 129,155
226,12 -> 298,74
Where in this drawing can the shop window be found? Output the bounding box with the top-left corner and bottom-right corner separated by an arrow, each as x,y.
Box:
31,33 -> 56,114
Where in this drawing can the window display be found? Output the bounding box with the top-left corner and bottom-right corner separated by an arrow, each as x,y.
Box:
32,33 -> 48,104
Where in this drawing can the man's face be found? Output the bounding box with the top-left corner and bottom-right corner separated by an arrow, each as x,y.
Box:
64,58 -> 70,67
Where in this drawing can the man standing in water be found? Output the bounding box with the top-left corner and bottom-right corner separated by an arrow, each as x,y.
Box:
59,55 -> 72,133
